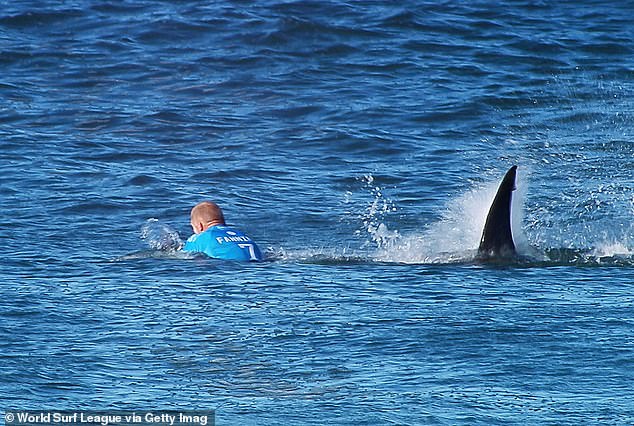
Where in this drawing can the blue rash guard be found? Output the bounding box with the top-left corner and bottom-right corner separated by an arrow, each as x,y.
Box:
182,225 -> 263,261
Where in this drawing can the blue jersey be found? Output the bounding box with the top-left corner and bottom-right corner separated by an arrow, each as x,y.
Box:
183,225 -> 263,261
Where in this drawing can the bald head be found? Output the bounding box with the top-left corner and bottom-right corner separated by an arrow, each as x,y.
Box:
190,201 -> 226,234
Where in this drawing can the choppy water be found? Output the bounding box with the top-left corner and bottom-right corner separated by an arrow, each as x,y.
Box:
2,1 -> 634,424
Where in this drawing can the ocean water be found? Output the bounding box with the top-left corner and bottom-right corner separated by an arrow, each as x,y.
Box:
2,1 -> 634,424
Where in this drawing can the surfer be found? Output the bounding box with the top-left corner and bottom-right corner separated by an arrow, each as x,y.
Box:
182,201 -> 263,261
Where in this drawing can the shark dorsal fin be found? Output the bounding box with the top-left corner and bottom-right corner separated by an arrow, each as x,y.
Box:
477,165 -> 517,259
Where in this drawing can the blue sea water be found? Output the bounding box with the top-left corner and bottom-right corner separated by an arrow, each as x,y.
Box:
2,1 -> 634,424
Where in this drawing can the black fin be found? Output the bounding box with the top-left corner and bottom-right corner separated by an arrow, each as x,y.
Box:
477,166 -> 517,259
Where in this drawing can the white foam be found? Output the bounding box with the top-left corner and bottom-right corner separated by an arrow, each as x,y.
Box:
591,240 -> 634,258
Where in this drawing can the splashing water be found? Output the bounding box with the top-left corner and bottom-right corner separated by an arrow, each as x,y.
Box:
140,218 -> 184,252
592,241 -> 632,258
361,167 -> 634,266
368,170 -> 531,264
359,174 -> 399,250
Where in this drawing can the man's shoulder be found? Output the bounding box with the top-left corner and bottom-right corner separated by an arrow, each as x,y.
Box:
184,229 -> 218,247
210,225 -> 248,236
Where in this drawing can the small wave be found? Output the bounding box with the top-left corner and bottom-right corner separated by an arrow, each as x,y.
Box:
114,249 -> 194,262
265,247 -> 369,265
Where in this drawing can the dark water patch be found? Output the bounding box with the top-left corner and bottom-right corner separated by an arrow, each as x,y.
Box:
268,0 -> 356,18
143,110 -> 189,124
410,101 -> 490,124
468,18 -> 506,32
314,42 -> 358,56
580,42 -> 633,55
57,200 -> 130,215
192,168 -> 291,181
91,38 -> 139,54
475,93 -> 536,110
0,50 -> 35,66
505,38 -> 569,56
552,111 -> 612,125
89,2 -> 148,14
258,16 -> 380,49
0,110 -> 29,125
401,39 -> 476,56
75,115 -> 128,132
198,52 -> 273,69
72,150 -> 167,164
127,175 -> 161,186
83,62 -> 157,81
443,63 -> 489,78
342,58 -> 420,76
268,104 -> 323,120
380,10 -> 428,31
473,50 -> 553,70
0,82 -> 21,91
0,8 -> 85,28
136,20 -> 214,45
